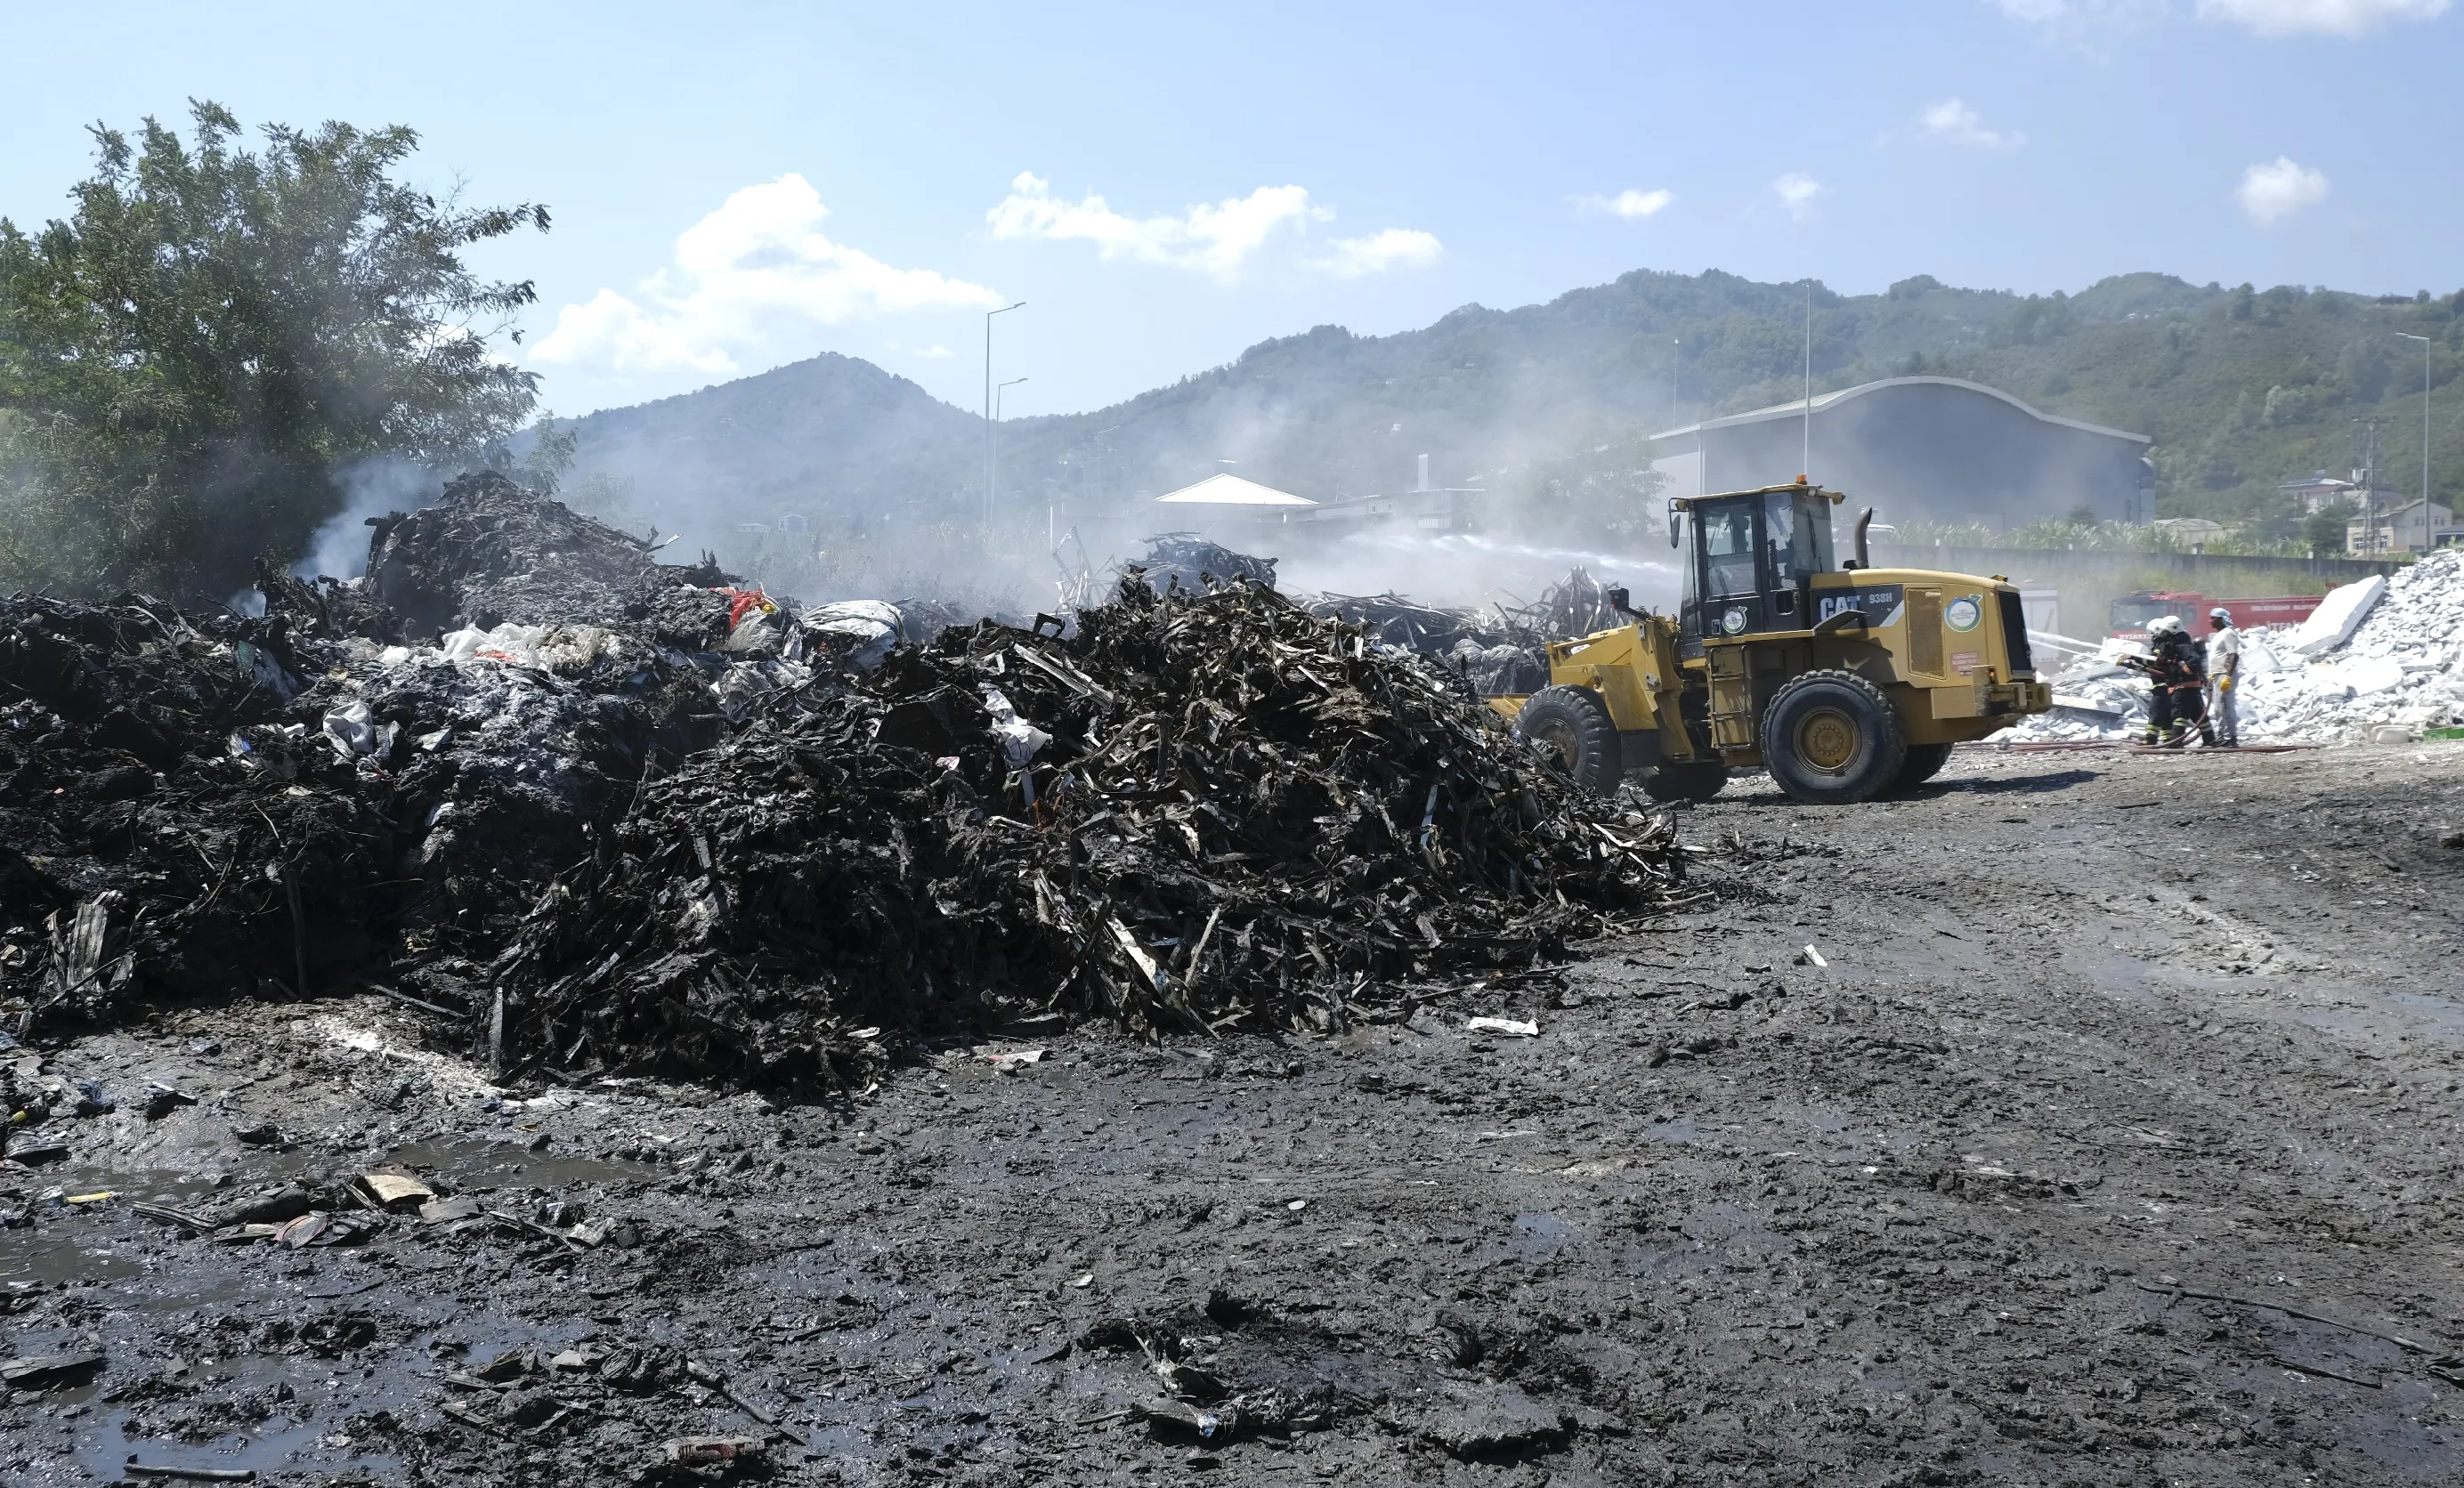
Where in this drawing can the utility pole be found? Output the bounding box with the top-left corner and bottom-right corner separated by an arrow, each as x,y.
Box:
1802,281 -> 1813,479
984,301 -> 1025,531
2352,416 -> 2388,556
2395,331 -> 2433,550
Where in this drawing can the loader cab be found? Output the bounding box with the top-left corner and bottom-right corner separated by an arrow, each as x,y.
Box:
1674,483 -> 1839,652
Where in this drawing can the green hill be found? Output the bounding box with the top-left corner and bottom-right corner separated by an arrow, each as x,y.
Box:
557,268 -> 2464,552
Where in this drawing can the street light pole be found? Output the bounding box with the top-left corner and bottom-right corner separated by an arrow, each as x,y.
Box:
984,301 -> 1025,530
993,376 -> 1027,540
2396,331 -> 2432,550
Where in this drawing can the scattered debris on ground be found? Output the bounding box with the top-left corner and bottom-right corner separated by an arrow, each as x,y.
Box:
6,745 -> 2460,1486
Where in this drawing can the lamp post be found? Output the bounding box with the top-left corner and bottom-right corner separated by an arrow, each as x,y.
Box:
984,301 -> 1025,530
2395,331 -> 2433,551
993,376 -> 1027,539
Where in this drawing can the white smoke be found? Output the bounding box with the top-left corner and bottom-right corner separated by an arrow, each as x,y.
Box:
294,457 -> 446,580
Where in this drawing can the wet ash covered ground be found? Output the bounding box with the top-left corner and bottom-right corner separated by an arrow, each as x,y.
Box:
4,743 -> 2462,1486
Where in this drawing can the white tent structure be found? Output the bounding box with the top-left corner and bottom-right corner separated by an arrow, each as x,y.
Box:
1151,473 -> 1317,510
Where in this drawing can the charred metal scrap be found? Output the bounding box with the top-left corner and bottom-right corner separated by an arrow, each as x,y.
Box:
490,576 -> 1688,1088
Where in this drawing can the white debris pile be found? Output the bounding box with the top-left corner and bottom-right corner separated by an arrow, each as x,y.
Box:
1995,551 -> 2464,745
2236,552 -> 2464,741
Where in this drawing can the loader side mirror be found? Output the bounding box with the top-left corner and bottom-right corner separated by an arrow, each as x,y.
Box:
1667,508 -> 1682,549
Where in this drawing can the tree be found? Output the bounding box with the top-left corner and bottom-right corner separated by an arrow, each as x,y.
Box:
2302,505 -> 2349,558
0,101 -> 547,598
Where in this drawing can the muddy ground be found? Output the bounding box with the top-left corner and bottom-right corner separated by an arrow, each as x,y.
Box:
4,741 -> 2463,1486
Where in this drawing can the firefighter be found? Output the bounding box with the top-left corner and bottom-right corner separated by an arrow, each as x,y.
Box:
2205,607 -> 2241,748
2140,615 -> 2215,748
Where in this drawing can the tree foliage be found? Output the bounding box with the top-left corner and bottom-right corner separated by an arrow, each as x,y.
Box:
0,101 -> 547,598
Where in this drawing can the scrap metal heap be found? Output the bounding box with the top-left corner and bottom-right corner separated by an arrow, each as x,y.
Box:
0,479 -> 1689,1088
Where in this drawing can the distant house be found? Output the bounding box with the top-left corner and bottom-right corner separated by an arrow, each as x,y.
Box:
2348,497 -> 2460,554
1649,376 -> 2155,526
2152,516 -> 2229,553
2280,470 -> 2361,513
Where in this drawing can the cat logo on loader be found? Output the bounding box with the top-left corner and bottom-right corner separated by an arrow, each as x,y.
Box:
1489,481 -> 2053,805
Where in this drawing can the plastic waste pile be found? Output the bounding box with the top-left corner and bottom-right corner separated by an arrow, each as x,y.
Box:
2001,551 -> 2464,744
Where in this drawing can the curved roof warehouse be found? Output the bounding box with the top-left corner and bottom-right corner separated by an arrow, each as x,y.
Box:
1649,376 -> 2155,528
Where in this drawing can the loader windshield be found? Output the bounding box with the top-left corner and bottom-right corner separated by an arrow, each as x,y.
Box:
1701,505 -> 1758,596
1765,490 -> 1836,585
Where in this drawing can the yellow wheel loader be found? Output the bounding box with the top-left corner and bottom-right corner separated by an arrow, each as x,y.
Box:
1490,482 -> 2052,805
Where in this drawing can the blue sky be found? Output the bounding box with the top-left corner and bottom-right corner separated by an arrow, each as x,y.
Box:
3,1 -> 2457,419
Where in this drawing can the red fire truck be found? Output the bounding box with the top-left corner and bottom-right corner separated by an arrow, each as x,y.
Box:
2107,589 -> 2323,641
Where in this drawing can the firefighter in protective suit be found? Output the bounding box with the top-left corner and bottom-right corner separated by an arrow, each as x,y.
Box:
2140,615 -> 2215,748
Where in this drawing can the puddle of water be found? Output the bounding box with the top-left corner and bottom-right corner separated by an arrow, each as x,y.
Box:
386,1135 -> 651,1192
83,1412 -> 403,1482
0,1231 -> 148,1288
1512,1211 -> 1578,1261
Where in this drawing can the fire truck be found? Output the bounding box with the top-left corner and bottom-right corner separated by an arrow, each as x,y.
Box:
2107,589 -> 2322,641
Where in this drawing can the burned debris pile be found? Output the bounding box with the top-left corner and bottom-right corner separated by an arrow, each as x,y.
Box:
490,575 -> 1688,1088
1,478 -> 1690,1089
365,470 -> 734,641
1308,568 -> 1636,700
0,594 -> 395,1020
1118,533 -> 1280,597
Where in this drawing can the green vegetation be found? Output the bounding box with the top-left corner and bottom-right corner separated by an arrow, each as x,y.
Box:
0,103 -> 547,599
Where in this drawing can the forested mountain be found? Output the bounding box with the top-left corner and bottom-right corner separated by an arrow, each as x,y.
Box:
557,268 -> 2464,552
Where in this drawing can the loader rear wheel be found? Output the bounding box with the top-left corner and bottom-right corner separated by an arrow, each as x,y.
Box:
1760,670 -> 1907,805
1641,762 -> 1729,803
1888,742 -> 1953,794
1514,685 -> 1621,794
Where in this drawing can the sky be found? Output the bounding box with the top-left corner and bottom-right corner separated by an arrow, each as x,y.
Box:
4,0 -> 2460,422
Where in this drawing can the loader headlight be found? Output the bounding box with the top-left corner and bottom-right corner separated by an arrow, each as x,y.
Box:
1721,606 -> 1747,635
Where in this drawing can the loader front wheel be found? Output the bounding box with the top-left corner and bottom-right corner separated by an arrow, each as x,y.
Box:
1886,742 -> 1953,794
1514,685 -> 1621,794
1641,762 -> 1729,803
1760,671 -> 1907,805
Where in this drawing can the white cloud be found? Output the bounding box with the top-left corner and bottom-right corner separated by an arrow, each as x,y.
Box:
1576,188 -> 1675,219
1993,0 -> 2445,35
1986,0 -> 2164,41
2236,157 -> 2330,223
532,174 -> 1001,378
1315,228 -> 1444,278
987,173 -> 1327,280
1989,0 -> 2160,23
916,344 -> 953,359
2198,0 -> 2448,35
1919,98 -> 2027,148
1772,173 -> 1825,220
